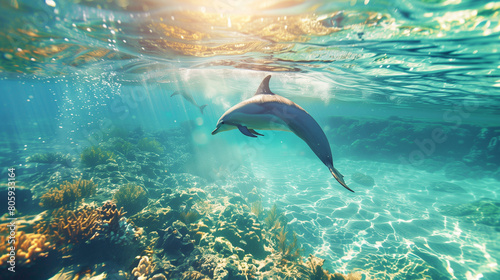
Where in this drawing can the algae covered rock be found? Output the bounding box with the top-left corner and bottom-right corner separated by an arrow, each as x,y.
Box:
130,205 -> 174,232
156,226 -> 195,258
213,206 -> 267,259
214,237 -> 234,256
351,172 -> 375,187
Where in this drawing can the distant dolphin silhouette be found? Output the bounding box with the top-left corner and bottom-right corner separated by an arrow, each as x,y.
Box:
171,90 -> 207,115
211,75 -> 353,192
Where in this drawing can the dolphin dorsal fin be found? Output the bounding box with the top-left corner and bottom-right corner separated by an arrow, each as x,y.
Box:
254,75 -> 275,95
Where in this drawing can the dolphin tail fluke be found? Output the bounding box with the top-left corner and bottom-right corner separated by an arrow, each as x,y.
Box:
329,167 -> 354,193
199,104 -> 208,115
171,91 -> 180,97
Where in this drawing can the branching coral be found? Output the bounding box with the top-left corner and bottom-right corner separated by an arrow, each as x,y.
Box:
0,229 -> 55,267
275,225 -> 302,261
264,204 -> 286,229
80,146 -> 115,167
35,202 -> 132,252
114,183 -> 149,214
263,205 -> 302,261
48,207 -> 101,246
132,256 -> 156,280
306,255 -> 330,280
95,201 -> 127,234
39,179 -> 97,209
138,137 -> 164,153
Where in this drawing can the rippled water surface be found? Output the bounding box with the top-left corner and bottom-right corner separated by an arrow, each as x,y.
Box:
1,0 -> 500,279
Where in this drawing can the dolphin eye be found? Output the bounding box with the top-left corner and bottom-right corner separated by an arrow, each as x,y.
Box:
221,121 -> 225,124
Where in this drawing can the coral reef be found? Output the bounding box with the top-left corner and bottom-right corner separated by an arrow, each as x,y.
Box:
126,188 -> 366,280
351,172 -> 375,187
39,179 -> 97,209
138,137 -> 164,154
80,146 -> 115,167
114,183 -> 149,214
15,125 -> 376,279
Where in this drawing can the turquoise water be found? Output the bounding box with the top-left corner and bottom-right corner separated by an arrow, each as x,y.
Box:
1,0 -> 500,279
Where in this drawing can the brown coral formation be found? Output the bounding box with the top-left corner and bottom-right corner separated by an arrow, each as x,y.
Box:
0,230 -> 55,266
35,202 -> 127,250
39,179 -> 97,209
98,201 -> 126,230
37,206 -> 101,247
132,256 -> 156,280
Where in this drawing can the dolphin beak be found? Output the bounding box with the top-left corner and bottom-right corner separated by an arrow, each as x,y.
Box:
211,127 -> 220,135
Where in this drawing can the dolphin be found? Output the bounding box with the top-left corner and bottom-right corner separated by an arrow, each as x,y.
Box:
171,90 -> 207,114
211,75 -> 354,192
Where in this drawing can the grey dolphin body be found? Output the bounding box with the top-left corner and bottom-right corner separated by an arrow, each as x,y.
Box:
211,75 -> 353,192
171,90 -> 207,114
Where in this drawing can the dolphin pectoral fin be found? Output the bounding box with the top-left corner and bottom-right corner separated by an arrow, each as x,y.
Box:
329,167 -> 355,193
171,91 -> 180,97
248,129 -> 264,136
238,125 -> 258,138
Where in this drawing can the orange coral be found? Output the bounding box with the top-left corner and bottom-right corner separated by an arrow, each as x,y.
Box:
35,203 -> 126,250
0,230 -> 55,266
